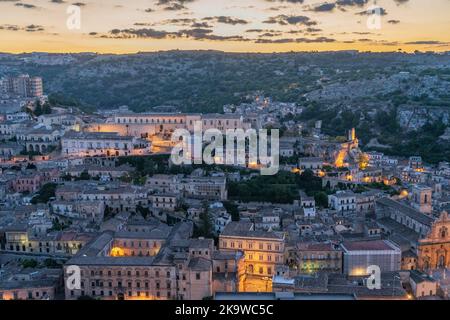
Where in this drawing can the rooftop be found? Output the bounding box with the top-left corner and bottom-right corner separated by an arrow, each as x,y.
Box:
341,240 -> 399,252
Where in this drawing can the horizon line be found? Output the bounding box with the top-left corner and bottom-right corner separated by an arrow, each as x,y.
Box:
1,49 -> 449,56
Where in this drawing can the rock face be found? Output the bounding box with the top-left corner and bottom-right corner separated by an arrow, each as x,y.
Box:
398,106 -> 450,131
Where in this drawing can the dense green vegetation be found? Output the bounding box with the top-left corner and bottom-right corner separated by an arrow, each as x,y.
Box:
228,170 -> 328,205
223,201 -> 240,222
31,183 -> 57,204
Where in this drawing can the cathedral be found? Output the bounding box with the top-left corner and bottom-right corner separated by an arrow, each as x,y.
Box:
418,211 -> 450,271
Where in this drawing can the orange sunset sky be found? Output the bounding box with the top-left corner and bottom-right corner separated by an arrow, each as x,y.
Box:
0,0 -> 449,53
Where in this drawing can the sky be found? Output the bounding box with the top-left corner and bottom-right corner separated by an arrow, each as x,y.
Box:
0,0 -> 449,53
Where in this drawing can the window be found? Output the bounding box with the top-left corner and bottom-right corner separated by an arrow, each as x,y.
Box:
196,273 -> 201,280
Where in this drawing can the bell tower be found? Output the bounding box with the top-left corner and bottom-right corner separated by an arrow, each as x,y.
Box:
411,185 -> 432,215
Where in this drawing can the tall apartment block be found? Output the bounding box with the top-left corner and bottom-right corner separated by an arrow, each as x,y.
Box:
1,74 -> 44,98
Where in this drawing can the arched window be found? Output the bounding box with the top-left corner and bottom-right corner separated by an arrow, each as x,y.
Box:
440,227 -> 448,239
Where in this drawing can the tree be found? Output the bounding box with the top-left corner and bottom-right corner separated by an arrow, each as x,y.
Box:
314,192 -> 329,208
104,205 -> 113,219
197,203 -> 213,238
78,171 -> 91,181
21,259 -> 38,268
31,183 -> 57,204
43,258 -> 60,268
136,205 -> 150,219
223,201 -> 239,221
34,100 -> 43,116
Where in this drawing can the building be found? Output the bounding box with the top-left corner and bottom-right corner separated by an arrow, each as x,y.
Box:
9,172 -> 43,194
328,191 -> 356,214
376,197 -> 434,239
91,113 -> 251,137
341,240 -> 401,276
295,242 -> 342,273
150,193 -> 179,212
356,192 -> 376,213
146,174 -> 178,194
0,268 -> 61,300
254,209 -> 280,231
1,75 -> 44,98
219,222 -> 285,278
279,141 -> 294,157
409,270 -> 438,299
298,157 -> 323,172
212,250 -> 245,293
16,125 -> 62,154
214,212 -> 232,235
409,156 -> 424,171
179,176 -> 228,201
61,131 -> 150,157
64,222 -> 215,300
298,192 -> 316,218
411,185 -> 433,215
3,226 -> 94,256
418,211 -> 450,271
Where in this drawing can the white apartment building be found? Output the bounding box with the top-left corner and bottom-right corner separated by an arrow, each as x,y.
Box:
328,190 -> 357,213
61,131 -> 150,157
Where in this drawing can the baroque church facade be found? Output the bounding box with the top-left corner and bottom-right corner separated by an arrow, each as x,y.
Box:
418,211 -> 450,271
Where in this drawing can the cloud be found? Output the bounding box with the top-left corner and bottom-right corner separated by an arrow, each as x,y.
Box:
14,3 -> 38,9
263,15 -> 317,26
309,3 -> 336,12
101,27 -> 250,42
255,36 -> 335,43
405,40 -> 449,45
0,23 -> 45,32
203,16 -> 249,25
156,0 -> 195,11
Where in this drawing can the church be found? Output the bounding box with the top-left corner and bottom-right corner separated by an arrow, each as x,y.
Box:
418,211 -> 450,271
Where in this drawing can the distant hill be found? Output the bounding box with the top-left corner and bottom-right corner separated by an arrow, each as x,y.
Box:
1,50 -> 449,114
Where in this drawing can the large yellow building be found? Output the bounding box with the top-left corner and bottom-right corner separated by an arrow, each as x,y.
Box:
218,222 -> 285,278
